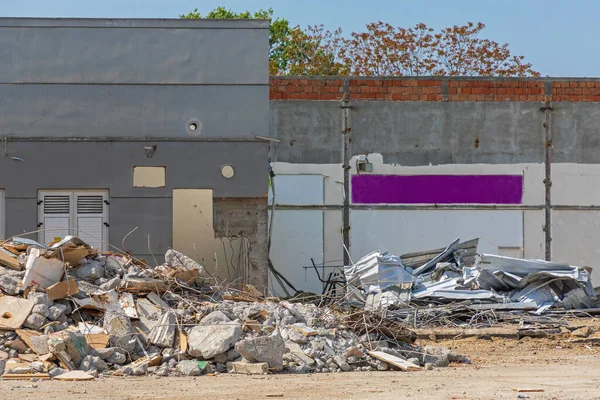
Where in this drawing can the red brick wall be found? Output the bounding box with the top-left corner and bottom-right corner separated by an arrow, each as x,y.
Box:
270,77 -> 600,102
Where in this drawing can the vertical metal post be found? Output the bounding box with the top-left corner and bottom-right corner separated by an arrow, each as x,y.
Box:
542,84 -> 553,261
341,79 -> 352,266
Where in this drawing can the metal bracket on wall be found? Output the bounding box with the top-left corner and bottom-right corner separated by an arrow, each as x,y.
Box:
541,87 -> 554,261
341,78 -> 352,266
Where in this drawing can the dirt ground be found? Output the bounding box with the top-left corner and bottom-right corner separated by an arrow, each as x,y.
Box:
3,321 -> 600,400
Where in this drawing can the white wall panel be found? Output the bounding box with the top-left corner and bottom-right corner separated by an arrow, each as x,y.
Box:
269,175 -> 324,205
269,210 -> 324,296
350,210 -> 523,261
553,210 -> 600,283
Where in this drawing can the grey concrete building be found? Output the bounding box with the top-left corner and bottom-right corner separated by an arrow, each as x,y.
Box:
0,18 -> 270,288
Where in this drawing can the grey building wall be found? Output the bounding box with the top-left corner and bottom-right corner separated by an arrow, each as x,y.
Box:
0,18 -> 269,287
270,100 -> 547,165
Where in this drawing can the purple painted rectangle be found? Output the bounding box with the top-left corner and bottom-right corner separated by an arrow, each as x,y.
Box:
351,175 -> 523,204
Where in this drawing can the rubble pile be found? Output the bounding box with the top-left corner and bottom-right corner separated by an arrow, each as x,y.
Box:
0,235 -> 466,380
344,238 -> 598,326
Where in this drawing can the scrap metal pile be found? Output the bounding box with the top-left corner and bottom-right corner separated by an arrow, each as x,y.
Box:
344,238 -> 597,327
0,235 -> 466,381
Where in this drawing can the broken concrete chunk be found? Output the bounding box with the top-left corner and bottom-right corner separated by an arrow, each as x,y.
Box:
28,293 -> 54,308
49,367 -> 66,378
100,277 -> 122,291
188,322 -> 242,359
333,355 -> 352,372
93,347 -> 114,360
147,292 -> 171,310
0,275 -> 21,295
80,355 -> 108,372
227,361 -> 268,374
119,293 -> 138,319
287,328 -> 308,344
55,329 -> 88,367
76,261 -> 105,281
571,326 -> 592,338
132,361 -> 149,376
165,249 -> 205,273
104,311 -> 137,353
29,335 -> 50,355
106,350 -> 127,365
213,353 -> 227,363
48,304 -> 68,321
104,256 -> 126,279
423,345 -> 469,363
33,304 -> 50,318
136,298 -> 162,335
200,310 -> 231,326
235,331 -> 285,371
23,313 -> 46,330
149,311 -> 176,348
176,360 -> 207,376
422,352 -> 449,367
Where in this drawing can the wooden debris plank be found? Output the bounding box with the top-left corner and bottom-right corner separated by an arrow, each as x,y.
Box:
222,294 -> 256,303
46,279 -> 79,301
0,250 -> 20,271
368,351 -> 422,372
2,373 -> 50,380
1,246 -> 23,256
243,320 -> 262,334
17,354 -> 38,362
84,333 -> 110,350
293,325 -> 318,337
513,388 -> 545,393
179,331 -> 188,353
60,248 -> 90,267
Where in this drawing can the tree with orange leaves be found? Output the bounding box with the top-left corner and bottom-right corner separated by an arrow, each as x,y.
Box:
181,7 -> 538,77
338,22 -> 539,77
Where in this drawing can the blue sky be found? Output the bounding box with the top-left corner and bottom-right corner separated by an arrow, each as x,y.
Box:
0,0 -> 593,76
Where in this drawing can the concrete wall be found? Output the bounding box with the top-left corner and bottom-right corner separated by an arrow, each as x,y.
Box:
268,77 -> 600,290
0,18 -> 270,288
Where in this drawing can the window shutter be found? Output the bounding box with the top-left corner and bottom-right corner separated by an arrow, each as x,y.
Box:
76,194 -> 105,251
42,195 -> 71,246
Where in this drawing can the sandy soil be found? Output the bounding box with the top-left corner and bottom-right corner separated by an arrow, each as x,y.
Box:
3,322 -> 600,400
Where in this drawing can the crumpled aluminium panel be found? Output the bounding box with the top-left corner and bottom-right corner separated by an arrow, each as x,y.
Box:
345,240 -> 597,313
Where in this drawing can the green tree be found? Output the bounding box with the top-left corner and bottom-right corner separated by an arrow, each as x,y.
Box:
180,7 -> 292,75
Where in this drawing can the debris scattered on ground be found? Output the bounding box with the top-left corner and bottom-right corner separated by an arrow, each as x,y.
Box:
0,235 -> 470,380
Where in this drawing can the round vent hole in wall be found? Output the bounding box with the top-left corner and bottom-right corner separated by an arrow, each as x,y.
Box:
221,165 -> 235,179
185,118 -> 202,136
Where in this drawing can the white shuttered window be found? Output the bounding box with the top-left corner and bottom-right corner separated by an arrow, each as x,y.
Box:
38,190 -> 108,251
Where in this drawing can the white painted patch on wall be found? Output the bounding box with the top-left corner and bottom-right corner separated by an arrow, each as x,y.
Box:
133,166 -> 166,188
